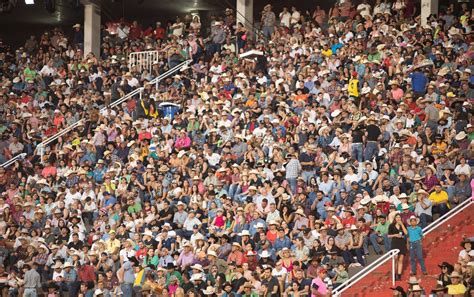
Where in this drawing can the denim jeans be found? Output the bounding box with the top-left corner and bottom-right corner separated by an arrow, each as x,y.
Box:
351,143 -> 363,162
433,203 -> 448,216
369,233 -> 391,253
409,240 -> 427,274
262,26 -> 274,38
287,177 -> 298,195
121,284 -> 133,297
302,171 -> 314,183
340,250 -> 353,264
419,213 -> 432,229
350,248 -> 366,266
228,184 -> 241,200
364,141 -> 378,161
23,288 -> 37,297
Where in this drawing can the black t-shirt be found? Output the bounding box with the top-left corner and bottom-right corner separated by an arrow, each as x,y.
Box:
352,127 -> 365,143
231,276 -> 247,292
296,278 -> 312,294
68,240 -> 84,250
261,276 -> 280,296
299,152 -> 314,171
159,207 -> 174,223
366,124 -> 381,142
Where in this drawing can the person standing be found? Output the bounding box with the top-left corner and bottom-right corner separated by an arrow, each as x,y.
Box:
407,216 -> 427,276
388,214 -> 408,280
23,264 -> 41,297
261,4 -> 276,39
285,154 -> 301,195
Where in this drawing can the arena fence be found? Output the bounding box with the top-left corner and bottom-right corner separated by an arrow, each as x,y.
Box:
128,50 -> 160,73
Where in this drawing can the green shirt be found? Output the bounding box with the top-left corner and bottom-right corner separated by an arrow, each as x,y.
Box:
374,222 -> 390,235
127,202 -> 142,214
24,68 -> 37,81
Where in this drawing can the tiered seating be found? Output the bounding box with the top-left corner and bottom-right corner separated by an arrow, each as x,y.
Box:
342,202 -> 474,296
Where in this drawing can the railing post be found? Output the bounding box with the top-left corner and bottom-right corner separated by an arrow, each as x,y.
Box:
392,252 -> 396,286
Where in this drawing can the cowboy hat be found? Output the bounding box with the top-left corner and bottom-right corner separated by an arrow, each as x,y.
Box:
203,286 -> 216,295
408,215 -> 420,224
407,276 -> 420,285
409,285 -> 423,292
295,209 -> 306,217
415,189 -> 428,196
190,264 -> 204,271
449,271 -> 462,278
455,131 -> 467,141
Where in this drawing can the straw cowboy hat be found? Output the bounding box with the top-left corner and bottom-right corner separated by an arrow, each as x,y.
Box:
203,286 -> 216,295
295,209 -> 306,217
449,271 -> 462,278
409,285 -> 423,292
407,276 -> 420,285
408,215 -> 420,224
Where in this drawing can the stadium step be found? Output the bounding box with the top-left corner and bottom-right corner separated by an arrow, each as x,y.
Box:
340,204 -> 474,296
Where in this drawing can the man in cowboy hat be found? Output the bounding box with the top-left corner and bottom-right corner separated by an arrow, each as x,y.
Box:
407,215 -> 427,276
446,271 -> 466,296
429,184 -> 449,216
413,189 -> 432,228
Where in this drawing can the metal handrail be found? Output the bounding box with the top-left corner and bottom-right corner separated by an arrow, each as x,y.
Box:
332,249 -> 400,296
34,60 -> 192,151
423,199 -> 473,235
0,60 -> 194,166
333,198 -> 474,296
0,153 -> 26,168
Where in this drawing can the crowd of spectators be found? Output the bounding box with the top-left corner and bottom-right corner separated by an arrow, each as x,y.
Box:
0,0 -> 473,296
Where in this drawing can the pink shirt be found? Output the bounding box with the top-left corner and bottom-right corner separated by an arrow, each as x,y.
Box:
391,88 -> 404,101
174,136 -> 191,149
311,277 -> 328,296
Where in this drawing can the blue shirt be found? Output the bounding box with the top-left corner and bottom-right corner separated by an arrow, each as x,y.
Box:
409,72 -> 428,93
273,236 -> 291,251
407,225 -> 423,242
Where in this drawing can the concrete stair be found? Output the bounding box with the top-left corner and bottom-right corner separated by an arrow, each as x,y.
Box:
340,204 -> 474,296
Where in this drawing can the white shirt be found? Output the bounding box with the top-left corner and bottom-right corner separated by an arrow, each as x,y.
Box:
279,11 -> 291,27
290,11 -> 301,24
64,190 -> 82,208
454,164 -> 470,176
205,153 -> 221,167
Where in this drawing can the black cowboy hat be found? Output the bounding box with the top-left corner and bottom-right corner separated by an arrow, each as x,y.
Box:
461,238 -> 473,248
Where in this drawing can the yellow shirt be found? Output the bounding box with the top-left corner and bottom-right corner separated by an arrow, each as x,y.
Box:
105,238 -> 121,254
349,79 -> 359,97
429,191 -> 449,204
322,49 -> 332,57
447,283 -> 466,295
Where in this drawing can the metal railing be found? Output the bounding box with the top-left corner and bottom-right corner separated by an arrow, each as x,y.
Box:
0,153 -> 26,168
332,249 -> 400,296
332,198 -> 474,296
424,199 -> 473,235
128,50 -> 160,73
23,59 -> 190,159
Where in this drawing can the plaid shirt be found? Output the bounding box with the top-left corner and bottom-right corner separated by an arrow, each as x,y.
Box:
285,158 -> 301,179
34,252 -> 49,265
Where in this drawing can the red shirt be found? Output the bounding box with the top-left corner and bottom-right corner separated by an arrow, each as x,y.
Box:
129,25 -> 142,40
154,28 -> 165,40
135,248 -> 148,261
341,216 -> 357,227
77,264 -> 96,282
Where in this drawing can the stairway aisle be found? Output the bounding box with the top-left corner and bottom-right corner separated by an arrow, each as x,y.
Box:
341,206 -> 474,296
